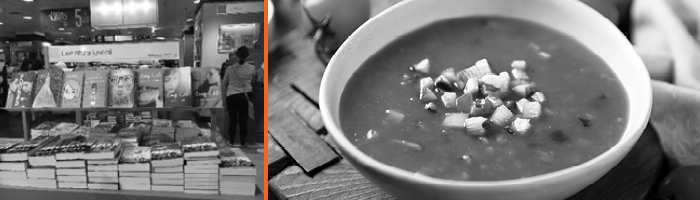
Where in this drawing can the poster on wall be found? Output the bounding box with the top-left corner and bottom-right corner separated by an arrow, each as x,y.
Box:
217,23 -> 260,53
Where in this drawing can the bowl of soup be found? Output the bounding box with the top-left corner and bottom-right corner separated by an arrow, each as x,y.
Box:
319,0 -> 652,199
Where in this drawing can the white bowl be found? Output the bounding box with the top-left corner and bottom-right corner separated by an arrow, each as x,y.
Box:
267,0 -> 275,45
319,0 -> 652,199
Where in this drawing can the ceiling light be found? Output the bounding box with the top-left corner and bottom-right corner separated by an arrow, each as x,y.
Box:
23,0 -> 34,2
23,16 -> 32,20
41,42 -> 51,47
194,0 -> 200,4
58,28 -> 65,31
0,22 -> 3,25
156,37 -> 165,40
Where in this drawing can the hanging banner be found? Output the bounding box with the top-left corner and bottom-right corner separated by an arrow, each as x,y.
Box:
41,7 -> 92,29
48,41 -> 180,63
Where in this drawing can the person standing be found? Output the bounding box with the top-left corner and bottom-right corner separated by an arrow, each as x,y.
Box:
20,52 -> 44,72
221,46 -> 261,148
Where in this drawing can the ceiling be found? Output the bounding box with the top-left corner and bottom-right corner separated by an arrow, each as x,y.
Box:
0,0 -> 198,43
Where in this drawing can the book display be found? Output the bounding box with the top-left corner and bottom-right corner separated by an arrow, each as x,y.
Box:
0,42 -> 256,199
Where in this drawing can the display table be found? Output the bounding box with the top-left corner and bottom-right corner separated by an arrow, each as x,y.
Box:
0,185 -> 262,200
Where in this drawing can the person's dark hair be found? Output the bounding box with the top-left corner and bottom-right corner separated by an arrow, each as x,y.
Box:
29,52 -> 38,59
235,46 -> 249,65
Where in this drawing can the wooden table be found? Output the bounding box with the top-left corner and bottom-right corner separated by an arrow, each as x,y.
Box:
267,0 -> 665,199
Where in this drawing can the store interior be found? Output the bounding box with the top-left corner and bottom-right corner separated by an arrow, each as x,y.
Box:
0,0 -> 264,199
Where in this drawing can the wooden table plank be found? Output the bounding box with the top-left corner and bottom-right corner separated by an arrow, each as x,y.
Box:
269,133 -> 294,179
270,161 -> 395,200
290,101 -> 323,132
269,109 -> 339,174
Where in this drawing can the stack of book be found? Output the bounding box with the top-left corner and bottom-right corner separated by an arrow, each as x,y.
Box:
117,127 -> 144,147
0,141 -> 30,187
26,136 -> 73,188
151,119 -> 175,144
48,122 -> 80,137
150,143 -> 184,192
31,121 -> 58,139
175,121 -> 200,141
118,146 -> 151,191
85,138 -> 122,190
182,136 -> 220,194
55,136 -> 92,189
219,147 -> 256,196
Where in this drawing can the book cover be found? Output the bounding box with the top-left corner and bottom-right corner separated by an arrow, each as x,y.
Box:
181,136 -> 218,154
82,70 -> 109,108
135,68 -> 163,107
0,142 -> 19,154
60,71 -> 84,108
32,68 -> 64,108
84,139 -> 122,160
6,71 -> 38,108
119,147 -> 151,163
3,136 -> 58,155
191,67 -> 223,108
109,68 -> 136,108
48,122 -> 80,136
163,67 -> 192,107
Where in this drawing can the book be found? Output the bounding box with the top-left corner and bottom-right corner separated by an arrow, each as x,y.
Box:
87,183 -> 118,190
0,142 -> 19,154
151,173 -> 183,179
150,143 -> 183,167
60,71 -> 84,108
151,166 -> 183,173
181,136 -> 218,160
82,70 -> 109,108
58,181 -> 87,189
70,126 -> 92,137
0,162 -> 27,171
109,68 -> 136,108
28,178 -> 57,189
88,176 -> 119,183
87,159 -> 119,165
87,164 -> 118,172
185,159 -> 220,166
55,137 -> 93,160
184,167 -> 218,174
0,171 -> 28,179
191,67 -> 223,108
90,123 -> 118,134
151,178 -> 184,185
119,172 -> 150,177
119,147 -> 151,171
84,139 -> 122,160
48,122 -> 80,136
29,136 -> 80,166
87,171 -> 118,177
220,167 -> 256,176
152,185 -> 184,192
119,177 -> 150,185
163,67 -> 192,107
184,173 -> 218,178
56,160 -> 86,168
56,168 -> 86,176
117,127 -> 144,146
27,168 -> 56,179
57,175 -> 87,183
0,136 -> 58,161
120,184 -> 150,191
136,68 -> 164,107
0,178 -> 29,187
32,68 -> 64,108
31,121 -> 59,139
186,189 -> 219,195
6,71 -> 38,108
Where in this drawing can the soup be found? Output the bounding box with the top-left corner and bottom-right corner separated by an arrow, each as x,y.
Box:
339,17 -> 628,181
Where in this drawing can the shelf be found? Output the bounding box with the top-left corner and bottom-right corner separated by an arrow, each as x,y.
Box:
2,107 -> 226,112
0,185 -> 261,200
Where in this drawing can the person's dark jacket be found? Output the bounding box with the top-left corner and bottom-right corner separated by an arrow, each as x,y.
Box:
20,58 -> 44,71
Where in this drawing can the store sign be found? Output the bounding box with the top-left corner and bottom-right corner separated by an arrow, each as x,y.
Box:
41,8 -> 91,29
48,41 -> 180,62
223,2 -> 264,14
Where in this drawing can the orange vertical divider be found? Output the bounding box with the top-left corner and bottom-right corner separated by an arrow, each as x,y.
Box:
264,0 -> 270,199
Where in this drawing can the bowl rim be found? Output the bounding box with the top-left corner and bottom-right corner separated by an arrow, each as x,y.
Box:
319,0 -> 652,186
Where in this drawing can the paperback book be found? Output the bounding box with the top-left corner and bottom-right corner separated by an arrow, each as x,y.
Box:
32,68 -> 64,108
163,67 -> 192,107
109,68 -> 136,108
135,68 -> 164,107
191,67 -> 223,108
6,71 -> 38,108
60,71 -> 84,108
82,70 -> 109,108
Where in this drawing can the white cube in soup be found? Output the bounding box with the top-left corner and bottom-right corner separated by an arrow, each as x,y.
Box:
412,58 -> 430,73
475,59 -> 491,72
442,113 -> 470,129
511,118 -> 531,135
479,74 -> 502,89
442,68 -> 458,82
513,83 -> 534,97
464,78 -> 479,94
419,77 -> 435,91
442,92 -> 458,108
498,71 -> 510,93
434,75 -> 453,92
521,101 -> 541,119
532,92 -> 546,103
511,60 -> 527,70
491,105 -> 513,126
420,88 -> 438,103
486,94 -> 503,108
385,110 -> 406,125
511,69 -> 530,80
366,130 -> 378,140
425,102 -> 438,111
455,93 -> 473,112
465,117 -> 488,136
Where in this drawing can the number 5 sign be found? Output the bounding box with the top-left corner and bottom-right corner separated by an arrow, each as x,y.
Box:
41,7 -> 92,29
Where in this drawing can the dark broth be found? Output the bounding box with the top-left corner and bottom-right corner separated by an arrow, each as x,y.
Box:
339,17 -> 629,181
